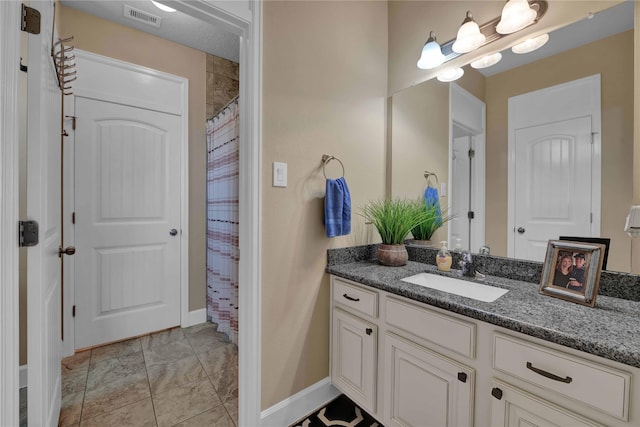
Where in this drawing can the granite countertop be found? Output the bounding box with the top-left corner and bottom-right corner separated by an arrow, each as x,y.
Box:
326,259 -> 640,369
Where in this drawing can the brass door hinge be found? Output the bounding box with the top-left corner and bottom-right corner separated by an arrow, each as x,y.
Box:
65,115 -> 76,130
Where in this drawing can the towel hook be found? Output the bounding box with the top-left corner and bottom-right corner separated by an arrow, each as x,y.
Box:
322,154 -> 345,179
424,171 -> 439,186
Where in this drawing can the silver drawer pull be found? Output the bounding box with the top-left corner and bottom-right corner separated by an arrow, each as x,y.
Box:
526,362 -> 572,384
343,293 -> 360,302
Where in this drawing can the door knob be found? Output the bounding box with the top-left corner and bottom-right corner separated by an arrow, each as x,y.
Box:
517,227 -> 525,234
58,246 -> 76,257
169,229 -> 178,236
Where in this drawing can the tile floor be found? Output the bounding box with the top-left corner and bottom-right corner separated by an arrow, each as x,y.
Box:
59,322 -> 238,427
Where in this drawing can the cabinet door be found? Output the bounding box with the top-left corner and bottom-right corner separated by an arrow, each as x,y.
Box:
490,380 -> 603,427
331,308 -> 377,414
384,333 -> 474,427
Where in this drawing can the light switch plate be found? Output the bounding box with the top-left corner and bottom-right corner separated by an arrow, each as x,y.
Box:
273,162 -> 287,187
440,182 -> 447,197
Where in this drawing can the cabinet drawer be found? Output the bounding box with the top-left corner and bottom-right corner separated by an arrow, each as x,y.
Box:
493,333 -> 631,420
385,297 -> 475,358
332,278 -> 378,318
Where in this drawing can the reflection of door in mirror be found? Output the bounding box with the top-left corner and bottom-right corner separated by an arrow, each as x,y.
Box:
508,75 -> 600,263
450,84 -> 485,252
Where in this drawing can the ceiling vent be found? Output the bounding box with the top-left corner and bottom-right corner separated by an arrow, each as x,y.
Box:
123,5 -> 161,28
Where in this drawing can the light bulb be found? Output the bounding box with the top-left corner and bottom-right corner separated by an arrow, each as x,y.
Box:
436,67 -> 464,82
452,11 -> 486,54
496,0 -> 537,34
151,1 -> 176,13
511,33 -> 549,54
417,31 -> 445,70
470,52 -> 502,69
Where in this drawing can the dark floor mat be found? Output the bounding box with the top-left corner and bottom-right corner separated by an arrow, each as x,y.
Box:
289,394 -> 382,427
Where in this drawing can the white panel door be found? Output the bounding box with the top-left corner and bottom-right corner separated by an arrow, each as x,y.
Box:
74,97 -> 181,349
26,1 -> 62,425
450,135 -> 471,250
513,117 -> 593,262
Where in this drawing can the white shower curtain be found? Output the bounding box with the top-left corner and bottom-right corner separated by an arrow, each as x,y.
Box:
206,98 -> 239,344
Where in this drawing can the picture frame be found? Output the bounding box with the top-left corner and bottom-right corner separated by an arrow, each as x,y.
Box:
539,240 -> 606,307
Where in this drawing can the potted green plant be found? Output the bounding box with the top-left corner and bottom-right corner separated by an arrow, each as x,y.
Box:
410,201 -> 454,246
362,198 -> 436,266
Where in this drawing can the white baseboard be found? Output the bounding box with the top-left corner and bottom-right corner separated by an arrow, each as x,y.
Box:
19,365 -> 27,389
260,377 -> 340,427
183,308 -> 206,328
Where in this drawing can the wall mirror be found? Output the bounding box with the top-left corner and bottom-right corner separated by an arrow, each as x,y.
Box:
390,1 -> 634,273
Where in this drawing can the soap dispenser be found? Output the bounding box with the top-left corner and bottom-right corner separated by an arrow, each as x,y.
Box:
436,241 -> 452,272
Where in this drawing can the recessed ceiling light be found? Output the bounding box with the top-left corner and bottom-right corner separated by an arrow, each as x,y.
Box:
151,1 -> 176,13
470,52 -> 502,69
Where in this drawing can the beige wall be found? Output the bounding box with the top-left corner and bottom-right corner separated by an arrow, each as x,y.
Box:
58,6 -> 207,312
391,80 -> 450,242
388,1 -> 624,95
262,0 -> 388,409
457,67 -> 486,103
485,30 -> 634,272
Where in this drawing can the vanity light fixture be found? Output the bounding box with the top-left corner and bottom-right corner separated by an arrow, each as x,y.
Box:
496,0 -> 537,34
151,0 -> 176,13
511,33 -> 549,54
436,67 -> 464,82
470,52 -> 502,69
417,31 -> 446,69
452,11 -> 486,54
417,1 -> 548,71
624,206 -> 640,237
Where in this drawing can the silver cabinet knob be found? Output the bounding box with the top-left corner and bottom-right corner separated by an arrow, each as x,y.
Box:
169,229 -> 178,236
517,227 -> 525,234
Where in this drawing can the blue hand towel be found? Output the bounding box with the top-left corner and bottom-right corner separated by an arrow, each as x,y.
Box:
325,177 -> 351,238
424,186 -> 442,223
338,177 -> 351,236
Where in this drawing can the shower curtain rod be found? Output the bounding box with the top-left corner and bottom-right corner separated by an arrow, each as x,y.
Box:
207,95 -> 239,122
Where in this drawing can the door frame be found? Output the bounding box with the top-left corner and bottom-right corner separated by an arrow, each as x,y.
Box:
63,49 -> 190,355
449,83 -> 486,252
507,75 -> 601,258
170,2 -> 263,427
0,2 -> 21,426
1,1 -> 263,426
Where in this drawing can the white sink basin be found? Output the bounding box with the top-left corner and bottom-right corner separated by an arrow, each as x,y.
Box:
401,273 -> 508,303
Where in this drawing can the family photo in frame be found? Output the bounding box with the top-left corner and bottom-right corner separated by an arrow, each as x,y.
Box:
539,240 -> 606,307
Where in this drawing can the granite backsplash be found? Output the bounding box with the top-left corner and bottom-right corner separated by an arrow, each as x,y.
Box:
327,243 -> 640,302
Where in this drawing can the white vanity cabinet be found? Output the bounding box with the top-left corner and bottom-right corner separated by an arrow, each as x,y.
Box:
330,278 -> 379,415
329,274 -> 639,427
330,276 -> 475,426
331,308 -> 377,414
384,333 -> 474,427
489,380 -> 604,427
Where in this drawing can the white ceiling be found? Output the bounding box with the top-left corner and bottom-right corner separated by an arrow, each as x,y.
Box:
60,0 -> 240,62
